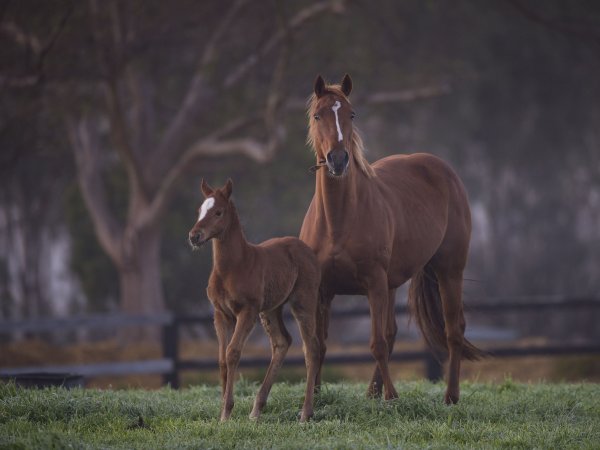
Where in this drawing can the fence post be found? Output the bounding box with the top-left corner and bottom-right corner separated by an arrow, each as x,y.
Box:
162,318 -> 179,389
424,352 -> 444,381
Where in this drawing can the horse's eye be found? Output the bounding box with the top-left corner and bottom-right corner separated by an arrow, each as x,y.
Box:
351,111 -> 356,120
215,211 -> 223,217
313,114 -> 320,121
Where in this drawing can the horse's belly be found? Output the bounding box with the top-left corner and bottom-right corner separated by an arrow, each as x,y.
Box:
320,253 -> 368,295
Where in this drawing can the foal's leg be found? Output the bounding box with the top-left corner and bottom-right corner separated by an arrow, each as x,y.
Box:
314,291 -> 334,393
249,306 -> 291,420
221,307 -> 257,421
367,270 -> 398,400
367,288 -> 397,398
435,270 -> 466,404
214,310 -> 234,398
290,290 -> 320,422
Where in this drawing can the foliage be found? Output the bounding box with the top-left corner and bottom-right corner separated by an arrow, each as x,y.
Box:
0,381 -> 598,449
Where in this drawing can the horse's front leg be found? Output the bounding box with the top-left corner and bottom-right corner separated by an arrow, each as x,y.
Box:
367,270 -> 398,400
314,290 -> 334,393
221,307 -> 257,421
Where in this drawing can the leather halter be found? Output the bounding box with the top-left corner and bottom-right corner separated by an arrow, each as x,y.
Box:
309,160 -> 327,174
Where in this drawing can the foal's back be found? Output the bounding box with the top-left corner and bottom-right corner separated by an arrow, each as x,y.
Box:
255,237 -> 320,311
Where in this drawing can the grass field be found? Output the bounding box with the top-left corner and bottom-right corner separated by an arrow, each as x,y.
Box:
1,380 -> 598,449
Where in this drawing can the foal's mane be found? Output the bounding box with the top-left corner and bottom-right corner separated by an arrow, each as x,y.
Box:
306,84 -> 375,178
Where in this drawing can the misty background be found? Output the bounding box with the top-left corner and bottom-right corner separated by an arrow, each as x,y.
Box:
1,0 -> 599,344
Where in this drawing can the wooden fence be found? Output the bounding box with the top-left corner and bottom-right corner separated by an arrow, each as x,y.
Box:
1,297 -> 599,388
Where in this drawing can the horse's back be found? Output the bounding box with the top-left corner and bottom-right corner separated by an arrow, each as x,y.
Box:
372,152 -> 469,215
372,152 -> 471,275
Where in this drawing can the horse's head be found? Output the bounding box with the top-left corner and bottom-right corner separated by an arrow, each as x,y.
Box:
309,74 -> 355,177
188,179 -> 234,248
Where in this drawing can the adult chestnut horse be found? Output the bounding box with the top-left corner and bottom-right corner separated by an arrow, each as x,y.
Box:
299,74 -> 483,404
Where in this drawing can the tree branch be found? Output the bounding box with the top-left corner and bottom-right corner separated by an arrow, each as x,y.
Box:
150,0 -> 337,181
223,0 -> 339,88
504,0 -> 600,46
284,83 -> 452,110
0,21 -> 41,53
66,117 -> 123,265
103,80 -> 147,194
155,0 -> 249,163
0,5 -> 72,89
139,132 -> 274,228
88,0 -> 147,198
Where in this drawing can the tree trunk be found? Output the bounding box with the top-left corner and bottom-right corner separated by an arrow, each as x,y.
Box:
118,224 -> 165,338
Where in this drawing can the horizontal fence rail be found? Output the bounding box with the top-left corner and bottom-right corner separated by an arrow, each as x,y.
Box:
1,298 -> 599,388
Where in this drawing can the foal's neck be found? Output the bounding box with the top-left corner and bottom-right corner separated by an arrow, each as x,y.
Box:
212,206 -> 250,272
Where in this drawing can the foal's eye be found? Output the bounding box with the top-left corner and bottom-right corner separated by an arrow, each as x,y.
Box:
351,111 -> 356,120
215,211 -> 223,217
313,114 -> 320,121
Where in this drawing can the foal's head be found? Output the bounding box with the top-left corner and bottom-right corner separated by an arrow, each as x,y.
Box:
308,74 -> 355,177
188,179 -> 234,248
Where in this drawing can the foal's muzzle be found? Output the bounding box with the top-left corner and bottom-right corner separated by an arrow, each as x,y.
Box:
326,149 -> 349,176
188,231 -> 206,248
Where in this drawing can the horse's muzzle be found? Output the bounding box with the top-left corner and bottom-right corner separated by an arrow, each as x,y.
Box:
326,149 -> 349,176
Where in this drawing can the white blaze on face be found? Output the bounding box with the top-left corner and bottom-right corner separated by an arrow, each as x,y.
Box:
332,100 -> 343,142
198,197 -> 215,221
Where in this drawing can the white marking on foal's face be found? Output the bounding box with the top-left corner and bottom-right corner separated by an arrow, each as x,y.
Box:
332,100 -> 343,142
198,197 -> 215,221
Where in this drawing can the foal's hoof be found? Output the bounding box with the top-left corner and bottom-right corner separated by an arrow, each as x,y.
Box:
249,410 -> 261,421
366,384 -> 382,399
444,391 -> 459,405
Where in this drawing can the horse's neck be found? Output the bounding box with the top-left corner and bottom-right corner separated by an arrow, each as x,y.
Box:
212,209 -> 250,272
315,163 -> 368,236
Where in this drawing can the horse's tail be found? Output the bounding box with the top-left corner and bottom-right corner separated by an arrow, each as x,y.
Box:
408,262 -> 484,361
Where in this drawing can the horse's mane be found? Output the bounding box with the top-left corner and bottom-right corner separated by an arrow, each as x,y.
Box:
306,84 -> 375,178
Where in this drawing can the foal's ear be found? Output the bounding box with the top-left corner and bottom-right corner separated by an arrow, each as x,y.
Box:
222,178 -> 233,200
341,73 -> 352,97
314,74 -> 326,98
201,179 -> 214,197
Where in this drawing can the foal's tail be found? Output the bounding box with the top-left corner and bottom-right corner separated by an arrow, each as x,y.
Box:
408,263 -> 484,361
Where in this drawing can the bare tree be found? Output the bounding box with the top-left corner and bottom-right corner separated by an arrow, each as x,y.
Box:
61,0 -> 342,318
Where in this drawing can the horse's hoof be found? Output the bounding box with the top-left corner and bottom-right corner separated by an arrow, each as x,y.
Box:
384,391 -> 399,401
299,411 -> 313,423
249,411 -> 260,420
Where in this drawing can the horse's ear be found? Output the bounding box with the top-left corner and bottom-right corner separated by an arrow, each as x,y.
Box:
341,73 -> 352,97
314,75 -> 326,98
222,178 -> 233,200
201,179 -> 214,197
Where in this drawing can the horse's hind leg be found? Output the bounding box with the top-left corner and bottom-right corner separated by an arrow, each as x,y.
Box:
367,288 -> 397,398
434,270 -> 466,404
367,270 -> 399,400
250,306 -> 291,420
290,286 -> 320,422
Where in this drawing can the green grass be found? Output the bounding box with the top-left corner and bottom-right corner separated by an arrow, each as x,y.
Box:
0,380 -> 598,449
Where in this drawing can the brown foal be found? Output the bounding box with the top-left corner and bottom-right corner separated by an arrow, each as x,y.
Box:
189,179 -> 321,422
300,75 -> 483,404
